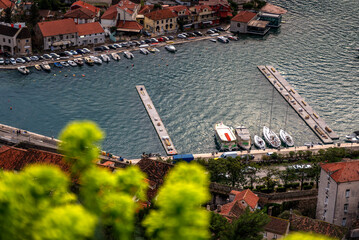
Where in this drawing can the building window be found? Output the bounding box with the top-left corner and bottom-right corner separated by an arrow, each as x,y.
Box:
342,218 -> 346,226
26,39 -> 29,43
237,23 -> 240,27
48,38 -> 50,42
344,204 -> 348,213
346,189 -> 350,198
157,21 -> 159,24
323,210 -> 327,220
166,19 -> 168,23
8,39 -> 11,43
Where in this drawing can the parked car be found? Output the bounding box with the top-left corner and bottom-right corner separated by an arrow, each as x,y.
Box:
144,39 -> 151,44
143,30 -> 151,37
207,29 -> 214,34
4,58 -> 10,64
64,51 -> 73,56
108,45 -> 116,49
167,36 -> 174,40
0,58 -> 4,64
94,46 -> 104,51
102,45 -> 110,50
50,53 -> 60,59
150,38 -> 158,43
10,58 -> 16,64
134,41 -> 141,46
187,32 -> 196,37
16,58 -> 25,63
43,54 -> 52,60
70,50 -> 78,55
113,44 -> 122,48
211,28 -> 219,33
177,34 -> 187,39
30,56 -> 39,61
216,26 -> 225,31
82,48 -> 91,53
76,49 -> 86,54
157,37 -> 165,42
59,52 -> 69,59
194,31 -> 203,36
162,36 -> 169,41
23,56 -> 31,62
239,154 -> 255,160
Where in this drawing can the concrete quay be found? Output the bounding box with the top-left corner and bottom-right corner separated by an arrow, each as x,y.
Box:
258,65 -> 335,144
136,85 -> 177,156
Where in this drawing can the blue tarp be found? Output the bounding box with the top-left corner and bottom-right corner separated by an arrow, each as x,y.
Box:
173,154 -> 194,162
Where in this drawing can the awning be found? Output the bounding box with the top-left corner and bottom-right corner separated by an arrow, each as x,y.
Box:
52,40 -> 71,46
116,28 -> 141,33
183,24 -> 192,28
202,21 -> 213,24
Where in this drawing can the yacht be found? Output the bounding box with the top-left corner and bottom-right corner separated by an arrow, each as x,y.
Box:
74,58 -> 84,66
217,36 -> 229,43
17,66 -> 30,75
41,62 -> 51,71
263,126 -> 281,148
165,45 -> 176,53
124,51 -> 134,59
90,56 -> 102,64
279,129 -> 294,147
254,135 -> 266,149
100,54 -> 110,62
140,48 -> 150,55
68,60 -> 77,67
110,53 -> 120,61
214,122 -> 238,151
234,126 -> 252,150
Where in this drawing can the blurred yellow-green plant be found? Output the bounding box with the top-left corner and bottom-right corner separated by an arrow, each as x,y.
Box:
283,233 -> 334,240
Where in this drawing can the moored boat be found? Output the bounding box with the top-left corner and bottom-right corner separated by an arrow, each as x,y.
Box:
148,47 -> 159,53
234,126 -> 252,150
214,122 -> 238,151
34,64 -> 41,71
84,57 -> 94,66
254,135 -> 266,149
124,51 -> 134,59
100,54 -> 110,62
263,126 -> 281,148
68,60 -> 77,67
74,58 -> 84,66
209,38 -> 217,43
90,56 -> 102,64
165,44 -> 176,53
54,62 -> 63,68
279,129 -> 294,147
110,53 -> 120,61
17,66 -> 30,75
41,62 -> 51,71
60,61 -> 69,67
217,36 -> 229,43
140,48 -> 149,55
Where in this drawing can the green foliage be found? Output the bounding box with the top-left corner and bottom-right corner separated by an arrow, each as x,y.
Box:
209,212 -> 230,240
153,3 -> 162,10
144,163 -> 210,240
4,7 -> 12,23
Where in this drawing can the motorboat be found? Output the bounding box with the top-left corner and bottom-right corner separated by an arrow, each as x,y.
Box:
54,62 -> 63,68
41,62 -> 51,71
34,64 -> 41,71
90,56 -> 102,64
263,126 -> 281,148
74,58 -> 84,66
227,35 -> 239,41
279,129 -> 294,147
148,47 -> 156,53
217,36 -> 229,43
140,48 -> 149,55
234,126 -> 252,150
68,60 -> 77,67
60,61 -> 69,67
254,135 -> 266,150
345,131 -> 359,143
124,51 -> 134,59
100,54 -> 110,62
110,53 -> 120,61
84,57 -> 94,66
214,122 -> 238,151
17,66 -> 30,75
165,44 -> 176,53
209,38 -> 217,43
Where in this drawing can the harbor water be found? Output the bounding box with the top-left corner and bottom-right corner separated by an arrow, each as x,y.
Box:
0,0 -> 358,158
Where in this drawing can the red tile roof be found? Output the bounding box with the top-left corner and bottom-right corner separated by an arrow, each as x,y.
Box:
64,7 -> 96,19
199,0 -> 229,7
145,9 -> 177,21
117,0 -> 138,15
231,189 -> 259,209
76,22 -> 104,36
101,5 -> 118,20
37,19 -> 77,37
231,11 -> 257,23
321,160 -> 359,183
0,0 -> 13,9
71,0 -> 100,14
166,5 -> 191,15
260,3 -> 287,15
190,5 -> 212,13
265,216 -> 289,236
117,20 -> 143,32
138,5 -> 153,15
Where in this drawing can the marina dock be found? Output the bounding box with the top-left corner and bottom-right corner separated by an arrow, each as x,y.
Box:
258,65 -> 338,144
136,85 -> 177,156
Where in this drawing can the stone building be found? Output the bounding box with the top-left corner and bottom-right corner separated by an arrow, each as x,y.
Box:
230,10 -> 269,35
76,22 -> 105,46
0,23 -> 32,56
263,216 -> 289,240
144,9 -> 178,34
316,160 -> 359,238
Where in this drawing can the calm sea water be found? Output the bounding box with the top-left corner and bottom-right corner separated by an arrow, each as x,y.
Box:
1,0 -> 358,158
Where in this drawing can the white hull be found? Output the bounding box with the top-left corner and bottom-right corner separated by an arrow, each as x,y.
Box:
124,51 -> 134,59
214,123 -> 238,151
111,53 -> 120,61
165,45 -> 176,53
140,48 -> 149,55
17,66 -> 29,75
234,126 -> 251,150
263,126 -> 281,148
254,135 -> 266,149
279,129 -> 294,147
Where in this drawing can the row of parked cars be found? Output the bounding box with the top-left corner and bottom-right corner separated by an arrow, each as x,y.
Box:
0,48 -> 92,65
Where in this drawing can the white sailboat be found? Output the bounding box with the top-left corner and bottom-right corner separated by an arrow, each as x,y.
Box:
214,122 -> 238,151
279,129 -> 294,147
254,135 -> 266,149
263,126 -> 281,148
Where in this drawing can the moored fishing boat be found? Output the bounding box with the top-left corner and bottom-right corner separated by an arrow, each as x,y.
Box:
214,122 -> 238,151
279,129 -> 294,147
84,57 -> 94,66
90,56 -> 102,64
68,60 -> 77,67
41,61 -> 51,71
253,135 -> 266,149
140,48 -> 149,55
54,62 -> 63,68
60,61 -> 69,67
17,66 -> 30,75
34,64 -> 41,71
124,51 -> 134,59
217,36 -> 229,43
263,126 -> 281,148
74,58 -> 84,66
110,53 -> 120,61
234,126 -> 252,150
165,44 -> 176,53
100,54 -> 110,62
148,47 -> 159,53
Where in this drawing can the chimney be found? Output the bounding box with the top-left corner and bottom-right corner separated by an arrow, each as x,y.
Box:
217,205 -> 221,212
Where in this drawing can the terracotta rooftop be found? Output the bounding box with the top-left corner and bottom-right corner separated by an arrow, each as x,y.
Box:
117,0 -> 138,15
76,22 -> 104,36
101,5 -> 118,20
231,189 -> 259,209
265,216 -> 289,236
71,0 -> 100,14
260,3 -> 287,15
145,9 -> 177,21
167,5 -> 191,15
321,160 -> 359,183
290,214 -> 348,239
231,11 -> 257,23
37,19 -> 77,37
138,5 -> 153,15
64,7 -> 96,19
0,0 -> 13,9
117,20 -> 143,32
199,0 -> 230,7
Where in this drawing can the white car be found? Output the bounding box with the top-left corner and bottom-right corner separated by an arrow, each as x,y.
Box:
10,58 -> 16,64
16,58 -> 26,63
177,34 -> 187,39
82,48 -> 91,53
0,58 -> 4,64
64,51 -> 73,56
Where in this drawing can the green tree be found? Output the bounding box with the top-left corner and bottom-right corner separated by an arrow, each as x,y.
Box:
245,163 -> 259,188
226,158 -> 246,187
143,163 -> 210,240
29,3 -> 40,27
207,158 -> 228,183
209,212 -> 230,240
279,167 -> 297,186
4,7 -> 12,23
153,3 -> 162,10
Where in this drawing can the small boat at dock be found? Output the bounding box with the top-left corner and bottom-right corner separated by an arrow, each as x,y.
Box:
279,129 -> 294,147
148,47 -> 159,53
17,66 -> 30,75
74,58 -> 84,66
34,64 -> 41,71
68,60 -> 77,67
41,62 -> 51,71
110,53 -> 120,61
234,126 -> 252,150
54,62 -> 63,68
254,135 -> 266,149
345,131 -> 359,143
209,38 -> 217,43
84,57 -> 94,66
60,61 -> 69,67
100,54 -> 110,62
140,48 -> 150,55
214,122 -> 238,151
165,44 -> 176,53
263,126 -> 281,148
124,51 -> 134,59
90,56 -> 102,64
217,36 -> 229,43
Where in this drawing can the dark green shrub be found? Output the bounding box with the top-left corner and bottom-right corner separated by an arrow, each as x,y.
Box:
303,185 -> 313,190
276,187 -> 286,192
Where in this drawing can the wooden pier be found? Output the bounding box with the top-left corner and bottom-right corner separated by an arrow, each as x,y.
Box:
136,85 -> 177,155
258,65 -> 338,144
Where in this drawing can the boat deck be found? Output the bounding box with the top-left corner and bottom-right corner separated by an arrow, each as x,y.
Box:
258,65 -> 338,144
136,85 -> 177,156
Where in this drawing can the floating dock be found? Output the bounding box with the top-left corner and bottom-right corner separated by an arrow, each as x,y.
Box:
136,85 -> 177,155
258,65 -> 338,144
